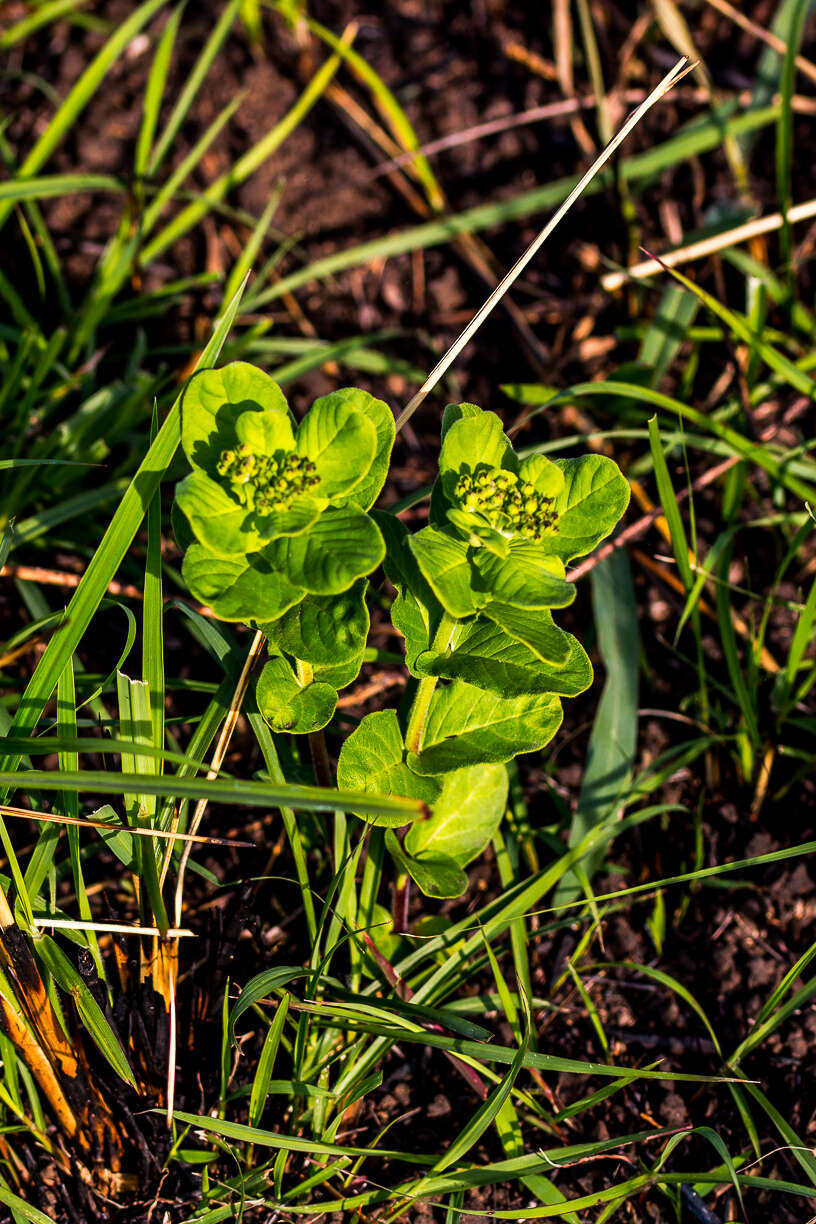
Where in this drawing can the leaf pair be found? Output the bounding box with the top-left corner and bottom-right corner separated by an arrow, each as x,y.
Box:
256,580 -> 370,734
337,711 -> 509,898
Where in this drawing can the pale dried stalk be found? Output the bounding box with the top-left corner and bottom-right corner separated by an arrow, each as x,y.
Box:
602,196 -> 816,290
170,629 -> 266,926
165,628 -> 265,1127
0,803 -> 253,847
395,56 -> 694,432
31,918 -> 194,937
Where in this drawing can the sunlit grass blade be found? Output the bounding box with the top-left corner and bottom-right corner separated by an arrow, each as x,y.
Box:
248,105 -> 779,309
0,769 -> 426,823
135,3 -> 184,179
148,0 -> 244,175
0,0 -> 166,232
249,993 -> 290,1128
140,41 -> 349,266
0,0 -> 90,51
557,549 -> 639,901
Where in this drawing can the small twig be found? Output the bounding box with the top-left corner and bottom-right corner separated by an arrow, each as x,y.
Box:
395,56 -> 694,432
567,455 -> 740,582
166,629 -> 265,1128
363,933 -> 488,1100
1,562 -> 220,619
2,563 -> 144,600
0,803 -> 254,848
31,918 -> 194,937
171,630 -> 266,926
602,196 -> 816,291
370,88 -> 816,180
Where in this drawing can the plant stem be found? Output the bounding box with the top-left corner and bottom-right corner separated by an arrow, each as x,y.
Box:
297,659 -> 333,789
404,611 -> 458,755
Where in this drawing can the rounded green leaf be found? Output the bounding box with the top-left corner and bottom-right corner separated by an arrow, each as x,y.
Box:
473,540 -> 575,609
253,497 -> 321,543
366,901 -> 403,961
418,618 -> 593,698
171,500 -> 195,553
175,470 -> 261,557
265,506 -> 385,595
337,710 -> 440,825
182,544 -> 304,623
548,455 -> 631,562
315,388 -> 395,510
264,579 -> 369,665
440,401 -> 483,440
235,406 -> 295,455
180,362 -> 291,475
439,411 -> 518,480
385,829 -> 468,899
409,681 -> 563,774
519,453 -> 565,498
375,510 -> 442,675
257,656 -> 337,734
431,411 -> 518,525
405,763 -> 508,865
311,647 -> 366,691
482,601 -> 572,665
296,394 -> 377,500
408,526 -> 483,618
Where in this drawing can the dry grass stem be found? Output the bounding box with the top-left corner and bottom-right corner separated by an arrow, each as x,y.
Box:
395,56 -> 694,432
602,196 -> 816,290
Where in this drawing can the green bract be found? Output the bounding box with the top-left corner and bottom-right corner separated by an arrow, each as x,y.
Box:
174,375 -> 630,901
175,363 -> 395,623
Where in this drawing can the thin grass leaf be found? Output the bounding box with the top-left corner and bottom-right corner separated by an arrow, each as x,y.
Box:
595,961 -> 722,1057
776,0 -> 811,280
33,935 -> 136,1087
0,769 -> 425,822
143,405 -> 165,766
0,283 -> 245,766
249,993 -> 290,1128
433,1002 -> 528,1170
557,548 -> 639,902
309,17 -> 443,207
248,106 -> 779,308
223,185 -> 283,305
559,381 -> 816,503
168,1109 -> 434,1163
141,44 -> 346,265
135,3 -> 184,179
0,0 -> 90,51
0,175 -> 122,204
648,415 -> 693,588
0,286 -> 246,916
148,0 -> 244,175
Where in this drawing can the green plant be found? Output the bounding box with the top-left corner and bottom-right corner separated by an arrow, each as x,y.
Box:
172,364 -> 630,898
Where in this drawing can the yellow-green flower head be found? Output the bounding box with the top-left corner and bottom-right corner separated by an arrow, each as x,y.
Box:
216,444 -> 319,514
453,465 -> 557,543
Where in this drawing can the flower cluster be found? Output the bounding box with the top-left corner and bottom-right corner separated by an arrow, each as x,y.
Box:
216,445 -> 319,514
454,467 -> 558,542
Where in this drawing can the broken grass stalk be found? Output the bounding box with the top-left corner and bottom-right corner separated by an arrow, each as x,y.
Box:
394,55 -> 695,432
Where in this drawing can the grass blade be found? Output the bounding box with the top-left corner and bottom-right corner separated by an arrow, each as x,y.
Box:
0,0 -> 166,232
